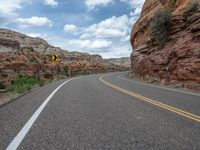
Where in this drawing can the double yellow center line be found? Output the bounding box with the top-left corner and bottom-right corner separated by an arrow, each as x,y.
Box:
99,76 -> 200,123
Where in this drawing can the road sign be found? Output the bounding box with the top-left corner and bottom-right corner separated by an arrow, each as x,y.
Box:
52,54 -> 58,61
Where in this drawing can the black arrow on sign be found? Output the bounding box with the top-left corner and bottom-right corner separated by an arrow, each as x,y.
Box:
53,55 -> 57,61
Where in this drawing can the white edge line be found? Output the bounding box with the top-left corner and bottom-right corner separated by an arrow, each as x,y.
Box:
6,77 -> 79,150
117,75 -> 200,96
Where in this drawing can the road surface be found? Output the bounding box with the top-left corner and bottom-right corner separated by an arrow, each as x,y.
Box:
0,72 -> 200,150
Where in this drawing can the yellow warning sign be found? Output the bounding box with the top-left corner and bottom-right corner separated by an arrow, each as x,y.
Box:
52,54 -> 58,61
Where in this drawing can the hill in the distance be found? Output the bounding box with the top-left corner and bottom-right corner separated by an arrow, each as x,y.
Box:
106,57 -> 131,68
0,28 -> 127,90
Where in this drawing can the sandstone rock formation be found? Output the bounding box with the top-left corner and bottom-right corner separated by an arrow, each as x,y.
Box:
130,0 -> 200,90
0,28 -> 122,89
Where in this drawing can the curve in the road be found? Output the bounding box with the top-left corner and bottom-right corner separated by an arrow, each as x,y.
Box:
99,75 -> 200,123
6,77 -> 80,150
117,75 -> 200,96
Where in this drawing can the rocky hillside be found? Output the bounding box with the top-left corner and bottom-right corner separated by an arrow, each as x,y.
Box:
106,57 -> 131,68
130,0 -> 200,90
0,28 -> 121,89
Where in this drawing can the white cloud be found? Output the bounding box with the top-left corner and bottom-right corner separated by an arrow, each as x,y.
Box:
130,8 -> 142,16
44,0 -> 58,6
85,0 -> 113,10
0,0 -> 30,16
49,36 -> 131,58
80,15 -> 130,39
64,24 -> 78,33
69,39 -> 112,50
15,16 -> 53,27
95,28 -> 126,38
61,14 -> 140,58
121,35 -> 130,42
27,33 -> 42,37
99,43 -> 131,58
120,0 -> 145,8
26,33 -> 49,39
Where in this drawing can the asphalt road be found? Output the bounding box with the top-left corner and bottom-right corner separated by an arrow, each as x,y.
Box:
0,72 -> 200,150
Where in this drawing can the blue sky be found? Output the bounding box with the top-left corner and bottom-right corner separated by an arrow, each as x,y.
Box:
0,0 -> 145,58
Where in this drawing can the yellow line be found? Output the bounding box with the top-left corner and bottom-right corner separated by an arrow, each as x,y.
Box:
99,76 -> 200,123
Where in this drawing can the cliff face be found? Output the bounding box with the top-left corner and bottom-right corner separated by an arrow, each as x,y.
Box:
0,28 -> 120,88
130,0 -> 200,90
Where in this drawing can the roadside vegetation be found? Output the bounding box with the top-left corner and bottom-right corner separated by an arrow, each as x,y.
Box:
149,0 -> 199,48
0,81 -> 6,89
168,0 -> 177,11
76,70 -> 90,76
149,10 -> 172,48
8,75 -> 44,94
27,56 -> 37,62
187,0 -> 199,12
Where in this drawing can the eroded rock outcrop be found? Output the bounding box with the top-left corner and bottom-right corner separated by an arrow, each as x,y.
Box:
130,0 -> 200,90
0,28 -> 122,88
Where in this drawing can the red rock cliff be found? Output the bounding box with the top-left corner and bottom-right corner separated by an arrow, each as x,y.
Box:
0,28 -> 123,89
130,0 -> 200,90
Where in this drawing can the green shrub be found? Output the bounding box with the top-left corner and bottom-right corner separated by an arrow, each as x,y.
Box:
11,57 -> 15,60
0,81 -> 6,89
76,70 -> 89,76
39,80 -> 44,87
63,65 -> 69,76
28,56 -> 37,62
23,46 -> 34,51
5,58 -> 11,62
12,75 -> 40,94
149,10 -> 172,48
29,47 -> 34,51
21,35 -> 26,39
44,72 -> 53,79
187,1 -> 199,12
25,84 -> 31,91
168,0 -> 176,11
7,87 -> 15,92
11,80 -> 15,84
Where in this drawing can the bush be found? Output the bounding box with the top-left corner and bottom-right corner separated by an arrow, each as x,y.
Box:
11,80 -> 15,84
23,46 -> 34,51
0,81 -> 6,89
25,84 -> 31,91
149,10 -> 172,48
21,35 -> 26,39
13,75 -> 40,94
5,58 -> 11,62
39,81 -> 44,87
187,1 -> 199,12
76,70 -> 89,76
44,72 -> 53,79
63,66 -> 69,76
168,0 -> 176,11
28,56 -> 37,62
29,47 -> 34,51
